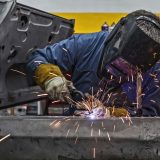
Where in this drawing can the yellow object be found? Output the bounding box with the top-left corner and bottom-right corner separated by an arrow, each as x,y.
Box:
108,107 -> 129,117
35,64 -> 63,88
55,13 -> 126,33
55,12 -> 160,33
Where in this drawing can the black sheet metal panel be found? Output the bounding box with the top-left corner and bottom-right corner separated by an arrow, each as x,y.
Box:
0,116 -> 160,160
0,0 -> 74,109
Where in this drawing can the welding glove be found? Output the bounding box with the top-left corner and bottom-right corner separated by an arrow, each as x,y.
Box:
35,63 -> 75,102
44,77 -> 74,102
108,107 -> 129,117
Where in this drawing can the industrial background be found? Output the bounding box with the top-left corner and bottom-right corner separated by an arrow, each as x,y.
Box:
18,0 -> 160,33
1,1 -> 160,160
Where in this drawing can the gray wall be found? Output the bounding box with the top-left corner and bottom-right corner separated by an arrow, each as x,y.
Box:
17,0 -> 160,13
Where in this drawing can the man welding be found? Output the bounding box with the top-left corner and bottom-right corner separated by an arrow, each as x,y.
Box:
26,10 -> 160,117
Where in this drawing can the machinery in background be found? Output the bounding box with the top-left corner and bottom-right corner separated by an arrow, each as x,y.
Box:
0,0 -> 74,109
101,22 -> 109,31
101,21 -> 116,32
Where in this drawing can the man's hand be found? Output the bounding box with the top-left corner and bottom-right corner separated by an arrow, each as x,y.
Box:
44,76 -> 74,102
108,107 -> 129,117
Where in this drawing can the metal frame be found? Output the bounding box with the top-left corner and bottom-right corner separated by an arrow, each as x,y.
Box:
0,0 -> 74,109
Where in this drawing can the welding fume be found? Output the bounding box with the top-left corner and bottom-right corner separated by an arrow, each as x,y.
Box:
26,10 -> 160,118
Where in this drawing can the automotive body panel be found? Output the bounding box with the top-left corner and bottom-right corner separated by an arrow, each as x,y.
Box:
0,0 -> 74,108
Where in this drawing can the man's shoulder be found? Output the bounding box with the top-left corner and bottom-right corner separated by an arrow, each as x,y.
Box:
72,31 -> 109,40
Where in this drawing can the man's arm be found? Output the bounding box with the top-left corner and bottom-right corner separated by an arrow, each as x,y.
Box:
26,31 -> 109,102
26,31 -> 108,80
26,35 -> 78,80
140,62 -> 160,116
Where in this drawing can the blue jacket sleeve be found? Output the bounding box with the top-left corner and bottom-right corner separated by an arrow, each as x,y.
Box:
26,31 -> 108,79
140,62 -> 160,116
26,34 -> 78,77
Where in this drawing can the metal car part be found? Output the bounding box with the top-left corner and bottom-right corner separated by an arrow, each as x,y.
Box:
0,0 -> 74,109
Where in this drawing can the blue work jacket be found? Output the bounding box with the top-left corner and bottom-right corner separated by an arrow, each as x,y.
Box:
26,31 -> 160,116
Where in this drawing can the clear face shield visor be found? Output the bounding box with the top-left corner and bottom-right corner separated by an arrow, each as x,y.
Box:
104,57 -> 137,83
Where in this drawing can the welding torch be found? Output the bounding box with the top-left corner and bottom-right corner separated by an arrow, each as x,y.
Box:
69,88 -> 86,102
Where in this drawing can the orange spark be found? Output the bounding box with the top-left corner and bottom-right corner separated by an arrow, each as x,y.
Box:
93,147 -> 96,159
113,125 -> 116,132
91,128 -> 93,137
0,134 -> 11,142
75,124 -> 79,133
120,117 -> 125,123
54,121 -> 61,128
51,100 -> 61,104
37,93 -> 48,97
91,122 -> 94,127
10,69 -> 26,76
107,132 -> 111,141
101,121 -> 104,128
74,121 -> 78,127
75,136 -> 78,144
150,100 -> 156,103
49,120 -> 57,126
99,129 -> 101,136
66,129 -> 70,138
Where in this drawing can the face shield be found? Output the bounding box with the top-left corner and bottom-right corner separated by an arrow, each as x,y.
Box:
104,57 -> 137,83
98,10 -> 160,81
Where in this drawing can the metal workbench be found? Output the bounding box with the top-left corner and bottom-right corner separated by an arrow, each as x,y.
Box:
0,116 -> 160,160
